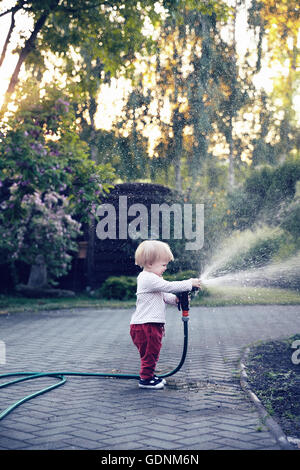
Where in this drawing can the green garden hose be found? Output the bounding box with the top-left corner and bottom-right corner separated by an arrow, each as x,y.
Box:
0,315 -> 189,421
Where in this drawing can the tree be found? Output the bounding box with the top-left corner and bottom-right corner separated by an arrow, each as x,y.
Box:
0,83 -> 115,284
248,0 -> 300,162
186,11 -> 217,189
117,2 -> 232,191
0,0 -> 170,114
114,84 -> 151,180
0,82 -> 115,221
226,161 -> 300,231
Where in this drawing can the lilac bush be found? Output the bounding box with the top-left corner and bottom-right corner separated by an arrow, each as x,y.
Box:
0,189 -> 82,284
0,84 -> 115,285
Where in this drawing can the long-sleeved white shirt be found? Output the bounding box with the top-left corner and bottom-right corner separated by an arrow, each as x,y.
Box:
130,270 -> 193,324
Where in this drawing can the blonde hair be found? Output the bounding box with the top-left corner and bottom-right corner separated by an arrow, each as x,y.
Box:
135,240 -> 174,268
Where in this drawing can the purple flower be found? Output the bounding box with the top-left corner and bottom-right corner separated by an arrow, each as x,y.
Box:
56,98 -> 70,112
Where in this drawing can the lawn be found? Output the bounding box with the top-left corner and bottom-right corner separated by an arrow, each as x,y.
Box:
0,286 -> 299,314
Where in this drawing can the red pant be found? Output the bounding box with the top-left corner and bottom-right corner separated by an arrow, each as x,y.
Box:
130,323 -> 164,380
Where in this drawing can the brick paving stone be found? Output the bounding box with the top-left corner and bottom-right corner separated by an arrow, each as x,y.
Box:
0,429 -> 36,441
0,305 -> 299,450
0,436 -> 30,449
135,437 -> 180,450
61,437 -> 100,450
179,433 -> 214,445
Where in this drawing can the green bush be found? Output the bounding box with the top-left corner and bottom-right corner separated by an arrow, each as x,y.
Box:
227,188 -> 262,230
94,270 -> 210,300
279,197 -> 300,240
96,276 -> 137,300
165,270 -> 209,298
208,225 -> 294,277
227,161 -> 300,230
232,231 -> 284,270
164,270 -> 198,281
267,161 -> 300,203
244,166 -> 274,198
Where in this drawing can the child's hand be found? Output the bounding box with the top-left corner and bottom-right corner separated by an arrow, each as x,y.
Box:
191,278 -> 201,289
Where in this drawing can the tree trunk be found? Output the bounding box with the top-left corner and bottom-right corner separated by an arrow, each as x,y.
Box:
1,5 -> 58,115
89,95 -> 98,161
228,116 -> 235,189
227,1 -> 237,191
172,37 -> 184,193
0,10 -> 16,68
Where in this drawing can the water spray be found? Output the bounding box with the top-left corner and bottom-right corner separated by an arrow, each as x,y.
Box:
200,253 -> 300,290
199,227 -> 300,290
0,288 -> 198,421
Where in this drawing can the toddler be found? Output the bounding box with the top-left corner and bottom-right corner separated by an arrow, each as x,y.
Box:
130,240 -> 201,389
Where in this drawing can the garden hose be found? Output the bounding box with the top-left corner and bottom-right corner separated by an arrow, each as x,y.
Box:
0,291 -> 194,422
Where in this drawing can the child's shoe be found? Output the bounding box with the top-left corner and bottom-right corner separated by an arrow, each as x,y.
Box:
154,375 -> 166,385
138,377 -> 164,389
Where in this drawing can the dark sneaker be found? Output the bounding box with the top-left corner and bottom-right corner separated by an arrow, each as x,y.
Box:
154,375 -> 166,385
138,377 -> 164,389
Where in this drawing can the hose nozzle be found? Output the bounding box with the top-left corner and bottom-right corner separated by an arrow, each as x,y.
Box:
176,287 -> 198,320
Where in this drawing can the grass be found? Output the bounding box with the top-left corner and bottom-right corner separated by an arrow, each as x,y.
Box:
191,286 -> 300,307
0,285 -> 299,314
0,294 -> 136,314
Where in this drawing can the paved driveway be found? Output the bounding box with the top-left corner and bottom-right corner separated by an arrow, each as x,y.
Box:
0,304 -> 299,450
